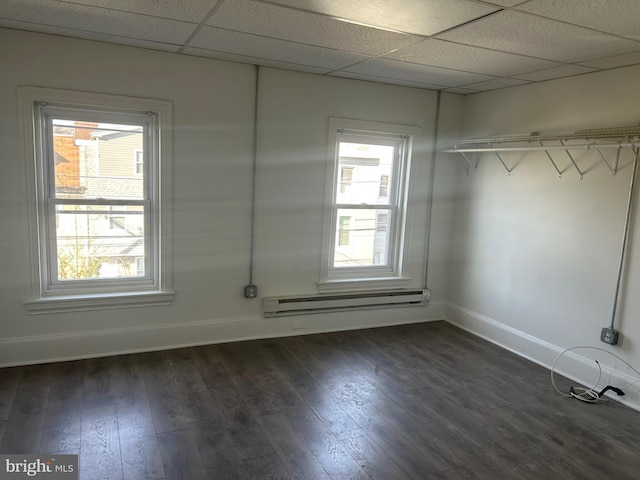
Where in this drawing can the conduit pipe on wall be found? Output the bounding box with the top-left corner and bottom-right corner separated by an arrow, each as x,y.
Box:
423,91 -> 441,290
609,147 -> 640,334
244,65 -> 260,299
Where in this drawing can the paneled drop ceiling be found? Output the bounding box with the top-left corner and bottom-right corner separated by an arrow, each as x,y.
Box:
2,0 -> 640,94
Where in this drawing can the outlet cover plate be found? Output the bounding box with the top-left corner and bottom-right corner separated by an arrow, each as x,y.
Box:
600,327 -> 619,345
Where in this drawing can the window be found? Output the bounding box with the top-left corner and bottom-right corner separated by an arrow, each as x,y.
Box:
108,206 -> 126,230
379,174 -> 389,197
339,167 -> 353,194
19,87 -> 174,312
135,257 -> 145,276
109,215 -> 126,230
376,212 -> 389,232
320,118 -> 417,291
134,150 -> 143,175
338,216 -> 351,246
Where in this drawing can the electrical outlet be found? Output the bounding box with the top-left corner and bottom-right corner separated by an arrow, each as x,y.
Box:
600,327 -> 619,345
423,288 -> 431,303
244,284 -> 258,298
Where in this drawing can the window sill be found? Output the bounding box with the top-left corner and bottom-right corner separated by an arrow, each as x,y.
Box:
317,277 -> 411,294
23,291 -> 175,314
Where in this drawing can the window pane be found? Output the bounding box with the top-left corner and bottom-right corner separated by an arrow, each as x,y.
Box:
52,120 -> 144,200
336,142 -> 394,205
55,205 -> 145,280
333,208 -> 391,268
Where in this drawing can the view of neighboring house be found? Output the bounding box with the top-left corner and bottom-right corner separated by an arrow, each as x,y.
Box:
334,142 -> 394,268
53,121 -> 145,280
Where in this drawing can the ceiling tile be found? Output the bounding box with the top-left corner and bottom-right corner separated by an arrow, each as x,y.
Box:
437,10 -> 640,63
328,71 -> 446,90
460,77 -> 530,91
517,0 -> 640,41
208,0 -> 419,56
189,26 -> 368,70
341,57 -> 497,87
0,0 -> 196,44
183,47 -> 332,74
512,64 -> 597,81
57,0 -> 219,23
384,38 -> 560,76
0,19 -> 181,52
260,0 -> 499,36
579,51 -> 640,69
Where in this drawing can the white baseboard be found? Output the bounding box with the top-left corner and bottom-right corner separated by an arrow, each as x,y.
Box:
445,302 -> 640,412
0,300 -> 445,367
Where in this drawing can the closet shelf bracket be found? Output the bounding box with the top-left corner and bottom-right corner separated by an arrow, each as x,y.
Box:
442,126 -> 640,179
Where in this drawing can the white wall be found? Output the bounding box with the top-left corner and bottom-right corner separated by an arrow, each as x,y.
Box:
448,66 -> 640,410
0,28 -> 458,365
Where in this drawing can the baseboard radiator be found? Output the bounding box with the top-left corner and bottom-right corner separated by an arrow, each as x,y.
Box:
263,288 -> 430,317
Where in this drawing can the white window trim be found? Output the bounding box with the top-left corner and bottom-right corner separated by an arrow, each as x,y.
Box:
19,87 -> 174,313
318,118 -> 419,293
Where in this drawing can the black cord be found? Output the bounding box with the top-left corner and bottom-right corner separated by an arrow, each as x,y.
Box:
598,386 -> 625,397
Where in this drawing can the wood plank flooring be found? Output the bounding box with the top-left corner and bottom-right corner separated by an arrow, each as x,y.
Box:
1,320 -> 640,479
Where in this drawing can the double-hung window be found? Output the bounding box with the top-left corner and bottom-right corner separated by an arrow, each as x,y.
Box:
19,87 -> 174,312
319,118 -> 418,292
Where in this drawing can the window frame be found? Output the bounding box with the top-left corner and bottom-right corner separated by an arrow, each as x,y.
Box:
19,87 -> 174,313
318,118 -> 418,293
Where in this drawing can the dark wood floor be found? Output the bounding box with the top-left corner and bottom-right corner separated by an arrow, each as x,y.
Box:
1,320 -> 639,479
